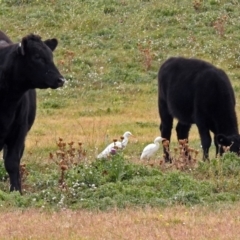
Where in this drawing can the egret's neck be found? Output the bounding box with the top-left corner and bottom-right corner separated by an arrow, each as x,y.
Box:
122,137 -> 128,146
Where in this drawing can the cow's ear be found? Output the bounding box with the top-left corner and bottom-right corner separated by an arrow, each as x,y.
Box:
18,37 -> 27,56
44,38 -> 58,52
217,134 -> 232,146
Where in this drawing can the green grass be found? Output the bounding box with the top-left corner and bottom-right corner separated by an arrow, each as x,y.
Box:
1,152 -> 240,210
1,0 -> 240,210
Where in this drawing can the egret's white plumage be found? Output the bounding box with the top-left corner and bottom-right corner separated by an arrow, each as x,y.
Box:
140,136 -> 165,160
97,131 -> 133,159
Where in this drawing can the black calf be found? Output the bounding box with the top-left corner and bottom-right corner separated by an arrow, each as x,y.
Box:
158,57 -> 239,160
0,31 -> 65,192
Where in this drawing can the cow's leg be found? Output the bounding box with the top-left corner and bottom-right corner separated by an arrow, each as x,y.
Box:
176,122 -> 191,141
159,100 -> 173,162
3,144 -> 24,193
196,123 -> 211,160
213,135 -> 223,157
3,145 -> 7,160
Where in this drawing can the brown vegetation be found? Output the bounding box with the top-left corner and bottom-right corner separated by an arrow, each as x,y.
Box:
0,204 -> 240,240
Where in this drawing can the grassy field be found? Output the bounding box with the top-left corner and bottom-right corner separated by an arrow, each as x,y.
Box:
0,204 -> 240,240
3,0 -> 240,158
1,0 -> 240,238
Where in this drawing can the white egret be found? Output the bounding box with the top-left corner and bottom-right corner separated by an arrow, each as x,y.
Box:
140,136 -> 165,161
97,131 -> 133,159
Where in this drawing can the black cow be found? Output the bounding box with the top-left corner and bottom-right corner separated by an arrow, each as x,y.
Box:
0,30 -> 65,193
158,57 -> 239,161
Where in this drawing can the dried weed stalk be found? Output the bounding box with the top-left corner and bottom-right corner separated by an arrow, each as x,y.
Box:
49,137 -> 87,190
193,0 -> 203,11
154,139 -> 200,172
138,41 -> 153,71
19,163 -> 29,191
213,15 -> 228,37
58,50 -> 75,73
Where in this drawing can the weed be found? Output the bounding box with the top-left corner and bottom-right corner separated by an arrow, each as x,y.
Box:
49,137 -> 87,190
146,139 -> 200,172
137,41 -> 153,71
0,161 -> 8,182
58,50 -> 75,75
213,15 -> 228,37
19,164 -> 29,190
193,0 -> 203,11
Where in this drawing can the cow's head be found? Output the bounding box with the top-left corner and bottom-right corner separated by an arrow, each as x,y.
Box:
18,34 -> 65,89
217,134 -> 240,155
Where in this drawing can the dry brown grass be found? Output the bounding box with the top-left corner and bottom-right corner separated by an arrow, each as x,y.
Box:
25,84 -> 203,163
0,204 -> 240,240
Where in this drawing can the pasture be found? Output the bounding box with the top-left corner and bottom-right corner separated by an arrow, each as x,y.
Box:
1,0 -> 240,238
